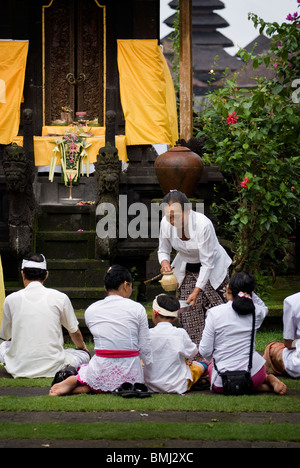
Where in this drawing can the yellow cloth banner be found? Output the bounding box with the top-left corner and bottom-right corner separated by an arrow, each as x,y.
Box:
117,40 -> 178,147
0,256 -> 5,329
0,40 -> 29,145
12,135 -> 128,165
41,126 -> 106,136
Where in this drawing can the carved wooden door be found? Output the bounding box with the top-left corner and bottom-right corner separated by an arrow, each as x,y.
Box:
44,0 -> 105,125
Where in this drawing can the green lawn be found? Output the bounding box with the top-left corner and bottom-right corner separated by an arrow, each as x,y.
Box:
0,422 -> 299,443
0,384 -> 299,413
0,328 -> 299,446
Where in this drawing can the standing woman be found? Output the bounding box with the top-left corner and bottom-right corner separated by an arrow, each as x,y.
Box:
158,190 -> 232,348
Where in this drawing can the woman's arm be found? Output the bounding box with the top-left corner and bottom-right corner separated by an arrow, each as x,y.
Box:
194,222 -> 216,291
138,308 -> 153,366
186,287 -> 201,307
158,218 -> 173,273
198,311 -> 215,360
69,329 -> 88,352
284,339 -> 296,350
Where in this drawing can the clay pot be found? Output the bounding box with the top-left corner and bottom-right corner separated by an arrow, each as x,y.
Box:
154,144 -> 204,197
159,271 -> 178,292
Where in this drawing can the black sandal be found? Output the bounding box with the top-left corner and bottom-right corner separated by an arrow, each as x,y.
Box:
133,383 -> 152,398
113,382 -> 136,398
51,365 -> 78,387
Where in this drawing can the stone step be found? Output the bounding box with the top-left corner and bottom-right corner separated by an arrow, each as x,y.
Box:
37,204 -> 96,232
4,285 -> 106,310
46,259 -> 109,288
35,231 -> 96,259
57,287 -> 107,309
37,176 -> 97,206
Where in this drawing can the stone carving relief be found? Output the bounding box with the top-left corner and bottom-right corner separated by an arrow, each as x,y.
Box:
94,111 -> 121,259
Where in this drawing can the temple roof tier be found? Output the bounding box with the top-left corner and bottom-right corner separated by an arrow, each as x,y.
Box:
168,0 -> 225,10
164,13 -> 230,29
162,30 -> 234,48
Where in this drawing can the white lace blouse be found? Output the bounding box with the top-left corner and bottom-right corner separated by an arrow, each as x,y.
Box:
77,295 -> 153,392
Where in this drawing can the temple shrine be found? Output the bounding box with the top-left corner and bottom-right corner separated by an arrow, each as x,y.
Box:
0,0 -> 250,324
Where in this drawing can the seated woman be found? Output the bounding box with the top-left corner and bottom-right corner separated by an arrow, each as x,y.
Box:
264,292 -> 300,379
199,271 -> 287,395
50,265 -> 153,396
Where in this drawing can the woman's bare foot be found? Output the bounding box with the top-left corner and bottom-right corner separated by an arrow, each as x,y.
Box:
49,375 -> 78,396
266,375 -> 287,395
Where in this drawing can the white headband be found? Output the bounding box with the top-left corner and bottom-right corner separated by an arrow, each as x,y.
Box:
21,255 -> 47,271
153,296 -> 178,318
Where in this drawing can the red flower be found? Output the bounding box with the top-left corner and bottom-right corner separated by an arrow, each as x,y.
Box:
240,177 -> 249,189
227,111 -> 239,125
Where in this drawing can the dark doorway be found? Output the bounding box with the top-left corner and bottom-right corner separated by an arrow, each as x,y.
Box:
43,0 -> 105,125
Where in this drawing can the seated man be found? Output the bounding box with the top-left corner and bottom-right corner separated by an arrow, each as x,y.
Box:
264,292 -> 300,378
0,253 -> 90,378
144,294 -> 207,394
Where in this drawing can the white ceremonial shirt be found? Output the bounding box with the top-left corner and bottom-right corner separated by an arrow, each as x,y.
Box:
144,322 -> 198,394
199,294 -> 268,389
282,292 -> 300,378
0,281 -> 79,378
158,210 -> 232,289
78,295 -> 153,392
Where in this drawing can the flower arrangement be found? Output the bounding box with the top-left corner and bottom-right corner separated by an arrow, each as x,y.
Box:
49,126 -> 92,186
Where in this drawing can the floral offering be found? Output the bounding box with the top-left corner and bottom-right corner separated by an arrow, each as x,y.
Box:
49,126 -> 92,186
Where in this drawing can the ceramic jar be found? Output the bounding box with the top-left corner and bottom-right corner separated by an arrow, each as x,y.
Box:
154,144 -> 204,197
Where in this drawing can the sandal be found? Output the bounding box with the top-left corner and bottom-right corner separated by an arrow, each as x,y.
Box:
133,383 -> 152,398
113,382 -> 137,398
113,382 -> 152,398
51,365 -> 78,388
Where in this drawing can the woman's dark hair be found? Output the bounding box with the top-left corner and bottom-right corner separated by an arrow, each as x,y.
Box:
22,253 -> 48,282
162,190 -> 190,210
104,265 -> 133,291
229,271 -> 256,316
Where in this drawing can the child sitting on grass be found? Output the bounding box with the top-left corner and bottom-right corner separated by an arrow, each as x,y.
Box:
144,294 -> 207,394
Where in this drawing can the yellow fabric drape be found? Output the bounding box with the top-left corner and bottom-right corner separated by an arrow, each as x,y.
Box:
12,135 -> 128,165
117,40 -> 178,147
0,256 -> 5,329
41,126 -> 106,136
0,40 -> 28,145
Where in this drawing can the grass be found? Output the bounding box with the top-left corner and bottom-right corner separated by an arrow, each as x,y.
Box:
0,422 -> 299,442
0,329 -> 299,445
0,387 -> 299,413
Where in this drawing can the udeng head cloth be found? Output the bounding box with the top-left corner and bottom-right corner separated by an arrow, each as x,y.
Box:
21,255 -> 47,271
152,295 -> 178,318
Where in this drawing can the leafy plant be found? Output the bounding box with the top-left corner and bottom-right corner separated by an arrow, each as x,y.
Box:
196,4 -> 300,275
